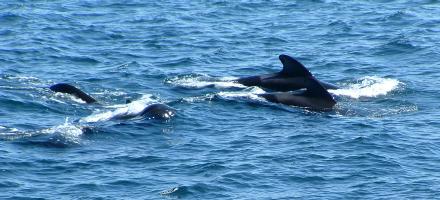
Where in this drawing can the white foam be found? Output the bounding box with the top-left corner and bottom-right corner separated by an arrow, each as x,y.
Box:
40,118 -> 83,144
329,76 -> 401,99
92,90 -> 126,96
53,92 -> 87,104
4,75 -> 39,81
166,75 -> 246,89
80,94 -> 157,123
217,87 -> 267,101
0,126 -> 30,139
0,126 -> 20,134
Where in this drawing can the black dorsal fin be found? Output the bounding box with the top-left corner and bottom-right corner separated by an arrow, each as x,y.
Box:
49,83 -> 97,104
279,54 -> 312,77
304,76 -> 336,105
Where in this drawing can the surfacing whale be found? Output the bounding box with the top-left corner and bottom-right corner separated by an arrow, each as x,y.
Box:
49,83 -> 175,120
236,55 -> 338,91
239,55 -> 337,110
50,83 -> 97,104
258,75 -> 336,110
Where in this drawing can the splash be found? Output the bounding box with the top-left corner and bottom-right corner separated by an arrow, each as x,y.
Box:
166,74 -> 246,89
80,94 -> 157,123
0,126 -> 26,139
217,87 -> 266,101
329,76 -> 401,99
53,92 -> 87,104
40,117 -> 83,144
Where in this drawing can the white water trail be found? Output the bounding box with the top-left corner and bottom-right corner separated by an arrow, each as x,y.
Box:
166,75 -> 246,89
217,87 -> 267,101
329,76 -> 401,99
80,94 -> 157,123
40,117 -> 83,144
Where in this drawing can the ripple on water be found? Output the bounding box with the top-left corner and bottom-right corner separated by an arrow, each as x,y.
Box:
374,35 -> 422,55
1,1 -> 439,199
160,183 -> 229,199
5,119 -> 85,148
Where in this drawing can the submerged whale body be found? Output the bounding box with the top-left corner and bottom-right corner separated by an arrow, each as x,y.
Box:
236,55 -> 339,91
240,55 -> 337,109
49,83 -> 175,120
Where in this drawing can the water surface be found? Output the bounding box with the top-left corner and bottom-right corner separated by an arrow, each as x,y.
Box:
1,1 -> 440,199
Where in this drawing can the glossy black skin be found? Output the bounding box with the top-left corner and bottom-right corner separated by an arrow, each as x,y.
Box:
50,83 -> 97,103
139,103 -> 175,120
258,76 -> 336,110
239,55 -> 338,109
49,83 -> 175,120
237,73 -> 339,92
259,92 -> 335,110
236,54 -> 339,91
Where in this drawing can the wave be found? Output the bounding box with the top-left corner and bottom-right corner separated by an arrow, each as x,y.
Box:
329,76 -> 402,99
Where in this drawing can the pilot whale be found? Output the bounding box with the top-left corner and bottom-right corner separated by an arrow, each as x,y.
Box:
257,76 -> 336,110
236,55 -> 338,91
49,83 -> 175,120
238,55 -> 337,109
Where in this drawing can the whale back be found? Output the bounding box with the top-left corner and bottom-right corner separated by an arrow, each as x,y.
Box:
49,83 -> 97,104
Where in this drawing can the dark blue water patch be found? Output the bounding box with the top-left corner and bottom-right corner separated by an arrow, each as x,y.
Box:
374,35 -> 422,56
4,197 -> 46,200
0,181 -> 20,188
0,13 -> 26,25
381,10 -> 418,25
2,0 -> 440,199
11,132 -> 81,148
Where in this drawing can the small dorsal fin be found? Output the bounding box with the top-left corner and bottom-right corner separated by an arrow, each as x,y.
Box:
279,54 -> 312,77
304,76 -> 336,104
49,83 -> 97,104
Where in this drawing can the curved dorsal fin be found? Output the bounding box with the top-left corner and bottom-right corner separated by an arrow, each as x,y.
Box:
49,83 -> 97,104
304,76 -> 336,105
279,54 -> 312,77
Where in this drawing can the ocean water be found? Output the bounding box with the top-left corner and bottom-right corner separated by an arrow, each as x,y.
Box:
1,0 -> 440,199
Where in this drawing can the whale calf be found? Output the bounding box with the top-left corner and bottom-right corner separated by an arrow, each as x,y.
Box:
49,83 -> 175,120
236,55 -> 338,91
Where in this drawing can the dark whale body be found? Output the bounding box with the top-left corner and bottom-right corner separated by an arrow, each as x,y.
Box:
49,83 -> 175,120
236,55 -> 338,91
139,103 -> 175,119
240,55 -> 337,109
258,75 -> 336,110
50,83 -> 97,104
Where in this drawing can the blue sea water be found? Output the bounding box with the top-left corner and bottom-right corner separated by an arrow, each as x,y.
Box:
1,0 -> 440,199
